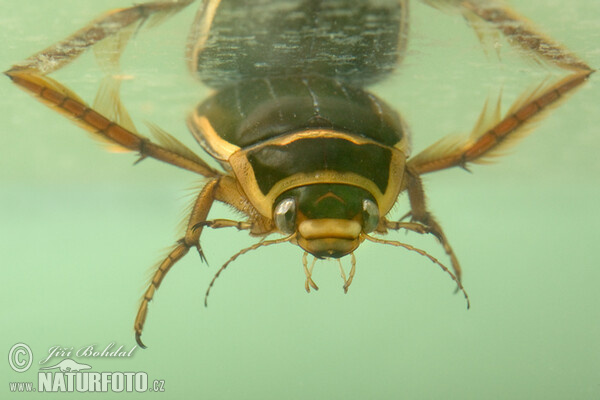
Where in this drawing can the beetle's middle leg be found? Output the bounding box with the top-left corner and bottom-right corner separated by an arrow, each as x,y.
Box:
134,175 -> 272,347
392,166 -> 463,282
134,176 -> 220,348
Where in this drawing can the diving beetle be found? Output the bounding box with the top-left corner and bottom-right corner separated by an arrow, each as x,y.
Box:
5,0 -> 593,347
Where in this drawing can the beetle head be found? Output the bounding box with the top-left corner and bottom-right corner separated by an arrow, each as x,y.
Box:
273,184 -> 379,258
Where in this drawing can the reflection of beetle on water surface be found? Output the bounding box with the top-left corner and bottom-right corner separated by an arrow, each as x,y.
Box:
5,0 -> 593,347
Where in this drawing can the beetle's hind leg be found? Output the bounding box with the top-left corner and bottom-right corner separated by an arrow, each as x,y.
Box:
7,0 -> 196,76
410,0 -> 593,175
5,0 -> 218,178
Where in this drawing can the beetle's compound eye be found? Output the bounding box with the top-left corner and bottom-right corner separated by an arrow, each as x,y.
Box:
274,198 -> 297,234
362,199 -> 379,233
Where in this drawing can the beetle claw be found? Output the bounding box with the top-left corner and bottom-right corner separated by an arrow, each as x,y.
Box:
196,246 -> 208,265
135,332 -> 147,349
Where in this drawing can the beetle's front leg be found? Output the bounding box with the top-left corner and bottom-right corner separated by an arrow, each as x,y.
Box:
193,219 -> 253,231
383,220 -> 430,235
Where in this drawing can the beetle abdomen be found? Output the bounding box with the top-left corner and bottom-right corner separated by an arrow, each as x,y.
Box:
188,75 -> 408,160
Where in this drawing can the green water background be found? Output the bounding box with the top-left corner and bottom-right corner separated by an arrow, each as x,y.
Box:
1,0 -> 599,398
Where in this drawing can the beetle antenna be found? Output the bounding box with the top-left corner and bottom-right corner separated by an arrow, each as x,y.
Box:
204,234 -> 296,307
363,234 -> 470,309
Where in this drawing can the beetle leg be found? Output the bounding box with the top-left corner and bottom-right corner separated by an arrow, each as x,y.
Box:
4,0 -> 219,178
404,166 -> 462,282
135,176 -> 269,347
193,219 -> 253,232
423,0 -> 590,70
458,0 -> 590,72
213,176 -> 275,235
408,71 -> 592,175
6,68 -> 220,177
409,1 -> 594,175
8,0 -> 195,75
384,220 -> 430,235
135,176 -> 220,348
383,217 -> 462,287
